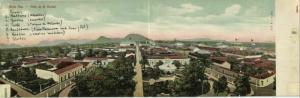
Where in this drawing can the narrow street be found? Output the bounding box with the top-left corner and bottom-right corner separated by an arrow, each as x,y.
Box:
59,83 -> 75,97
133,44 -> 144,97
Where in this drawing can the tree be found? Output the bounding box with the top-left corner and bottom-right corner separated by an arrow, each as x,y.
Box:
256,68 -> 265,75
140,55 -> 149,67
154,60 -> 163,68
234,75 -> 251,96
5,52 -> 14,66
63,48 -> 71,57
99,50 -> 108,58
4,67 -> 37,82
261,55 -> 270,60
87,49 -> 94,57
174,61 -> 210,96
172,60 -> 181,69
241,65 -> 255,75
214,49 -> 225,57
213,76 -> 228,94
71,52 -> 136,97
75,48 -> 83,60
227,56 -> 240,71
143,67 -> 160,80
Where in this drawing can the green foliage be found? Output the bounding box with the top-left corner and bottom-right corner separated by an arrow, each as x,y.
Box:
214,50 -> 225,57
5,67 -> 37,82
172,60 -> 181,69
227,56 -> 240,71
33,63 -> 53,70
0,50 -> 2,66
140,55 -> 149,66
144,80 -> 174,96
75,48 -> 83,60
234,75 -> 251,96
86,49 -> 95,57
142,67 -> 161,80
154,60 -> 164,68
173,61 -> 210,96
5,53 -> 14,66
4,67 -> 55,94
213,76 -> 228,94
71,52 -> 136,97
23,78 -> 56,94
99,50 -> 108,58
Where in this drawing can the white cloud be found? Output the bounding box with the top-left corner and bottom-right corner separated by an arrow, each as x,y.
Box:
165,3 -> 203,15
64,6 -> 111,21
223,4 -> 241,16
180,3 -> 203,13
148,3 -> 273,42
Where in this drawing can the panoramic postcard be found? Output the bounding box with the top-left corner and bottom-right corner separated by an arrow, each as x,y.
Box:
0,0 -> 277,97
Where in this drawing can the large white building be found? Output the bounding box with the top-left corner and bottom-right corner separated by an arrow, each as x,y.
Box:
83,57 -> 115,68
146,47 -> 190,68
0,84 -> 10,98
36,60 -> 85,83
148,58 -> 190,68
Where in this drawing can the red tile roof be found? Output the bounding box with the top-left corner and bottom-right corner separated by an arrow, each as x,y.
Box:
48,58 -> 73,65
254,60 -> 274,68
54,62 -> 82,74
23,57 -> 49,65
147,53 -> 187,59
211,57 -> 227,64
83,57 -> 108,61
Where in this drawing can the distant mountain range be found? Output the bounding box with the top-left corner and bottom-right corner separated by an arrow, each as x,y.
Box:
36,39 -> 93,47
93,36 -> 122,44
182,38 -> 227,42
123,34 -> 149,42
0,33 -> 236,49
0,34 -> 151,49
93,33 -> 150,44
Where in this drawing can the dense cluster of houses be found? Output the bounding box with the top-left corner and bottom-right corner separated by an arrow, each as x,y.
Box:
190,43 -> 276,87
0,39 -> 276,97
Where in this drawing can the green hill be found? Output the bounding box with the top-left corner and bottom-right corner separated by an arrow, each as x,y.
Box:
93,36 -> 122,43
122,33 -> 149,42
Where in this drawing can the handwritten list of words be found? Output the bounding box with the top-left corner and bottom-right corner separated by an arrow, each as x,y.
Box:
4,4 -> 89,41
